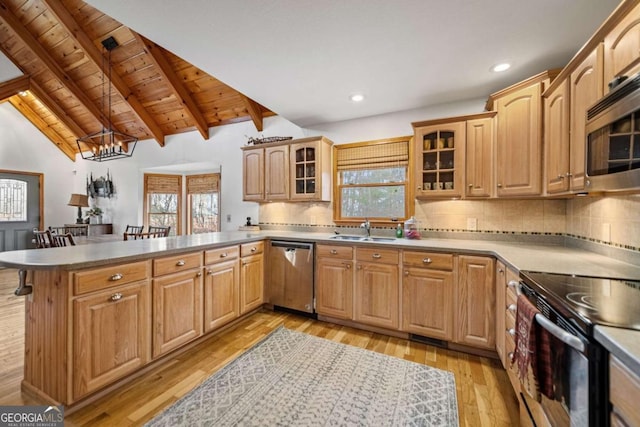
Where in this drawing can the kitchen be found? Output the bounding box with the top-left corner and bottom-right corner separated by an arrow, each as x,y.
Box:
1,0 -> 640,426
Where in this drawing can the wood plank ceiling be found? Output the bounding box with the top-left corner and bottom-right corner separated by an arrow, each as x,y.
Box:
0,0 -> 275,161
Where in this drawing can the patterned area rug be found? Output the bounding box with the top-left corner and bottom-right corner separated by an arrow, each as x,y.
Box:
145,327 -> 459,426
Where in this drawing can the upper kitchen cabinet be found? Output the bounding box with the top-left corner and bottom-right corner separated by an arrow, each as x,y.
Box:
241,136 -> 333,202
486,70 -> 559,197
465,113 -> 496,198
289,137 -> 333,201
412,119 -> 465,198
604,1 -> 640,91
570,45 -> 605,191
544,78 -> 571,194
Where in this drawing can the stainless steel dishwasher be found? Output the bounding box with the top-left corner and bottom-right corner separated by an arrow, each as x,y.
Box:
268,241 -> 314,314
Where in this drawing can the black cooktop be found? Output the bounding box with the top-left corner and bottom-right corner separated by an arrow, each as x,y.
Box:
520,271 -> 640,335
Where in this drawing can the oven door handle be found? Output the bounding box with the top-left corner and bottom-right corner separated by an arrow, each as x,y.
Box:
534,313 -> 585,353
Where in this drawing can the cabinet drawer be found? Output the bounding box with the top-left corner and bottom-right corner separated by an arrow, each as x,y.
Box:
610,355 -> 640,427
205,245 -> 239,265
153,252 -> 202,277
74,261 -> 150,295
356,247 -> 398,264
317,244 -> 353,259
403,251 -> 453,270
506,285 -> 517,309
505,311 -> 516,337
241,241 -> 264,257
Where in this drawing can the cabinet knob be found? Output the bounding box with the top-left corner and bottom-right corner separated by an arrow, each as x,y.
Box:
507,328 -> 516,337
220,253 -> 228,258
508,352 -> 514,360
109,273 -> 123,281
330,249 -> 338,255
207,269 -> 214,275
357,265 -> 362,270
372,253 -> 381,259
507,304 -> 517,313
251,247 -> 257,252
468,184 -> 473,188
109,292 -> 123,302
417,186 -> 422,190
566,172 -> 573,177
422,258 -> 432,264
498,268 -> 504,273
404,270 -> 409,276
344,262 -> 351,269
497,183 -> 503,188
176,260 -> 186,266
557,174 -> 565,180
196,271 -> 202,277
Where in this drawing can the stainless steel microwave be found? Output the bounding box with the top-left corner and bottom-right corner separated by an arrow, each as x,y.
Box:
585,72 -> 640,192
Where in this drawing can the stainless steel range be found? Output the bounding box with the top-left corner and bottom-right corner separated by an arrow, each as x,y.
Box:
518,271 -> 640,427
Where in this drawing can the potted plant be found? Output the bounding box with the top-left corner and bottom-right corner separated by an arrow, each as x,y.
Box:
85,207 -> 103,224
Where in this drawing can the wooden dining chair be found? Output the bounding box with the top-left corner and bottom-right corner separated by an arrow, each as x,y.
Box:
65,225 -> 88,236
33,229 -> 55,248
124,231 -> 163,240
148,226 -> 171,237
53,233 -> 76,247
125,225 -> 144,234
48,226 -> 66,235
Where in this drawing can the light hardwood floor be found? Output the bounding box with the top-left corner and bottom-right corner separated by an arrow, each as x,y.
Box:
0,268 -> 519,426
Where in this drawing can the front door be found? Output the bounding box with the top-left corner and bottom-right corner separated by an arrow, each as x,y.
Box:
0,172 -> 41,251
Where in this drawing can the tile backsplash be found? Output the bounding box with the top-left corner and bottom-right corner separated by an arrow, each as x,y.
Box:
259,194 -> 639,251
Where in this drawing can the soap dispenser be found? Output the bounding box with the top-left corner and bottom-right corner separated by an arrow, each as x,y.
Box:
404,216 -> 420,239
396,224 -> 403,238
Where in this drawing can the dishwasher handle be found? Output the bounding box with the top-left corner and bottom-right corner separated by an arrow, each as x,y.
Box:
270,241 -> 314,251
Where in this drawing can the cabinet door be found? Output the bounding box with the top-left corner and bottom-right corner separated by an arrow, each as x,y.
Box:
290,141 -> 319,200
571,44 -> 604,191
316,257 -> 353,319
354,262 -> 399,329
465,116 -> 494,198
243,148 -> 264,201
264,145 -> 289,200
401,267 -> 453,340
455,255 -> 495,349
204,259 -> 240,332
152,269 -> 203,358
240,253 -> 264,314
495,261 -> 507,367
496,83 -> 543,196
73,281 -> 151,400
604,2 -> 640,91
414,121 -> 465,197
545,78 -> 571,194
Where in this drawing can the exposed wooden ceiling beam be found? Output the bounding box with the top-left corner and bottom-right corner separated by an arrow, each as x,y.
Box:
134,33 -> 210,140
0,2 -> 107,130
29,79 -> 87,139
241,95 -> 264,132
41,0 -> 166,147
8,95 -> 76,161
0,75 -> 29,101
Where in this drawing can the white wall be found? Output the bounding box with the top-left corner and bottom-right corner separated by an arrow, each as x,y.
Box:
0,97 -> 486,234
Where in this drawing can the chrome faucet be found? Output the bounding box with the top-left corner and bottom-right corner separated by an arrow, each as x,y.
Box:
360,218 -> 371,239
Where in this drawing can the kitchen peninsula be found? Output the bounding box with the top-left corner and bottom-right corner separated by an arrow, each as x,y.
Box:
1,230 -> 639,412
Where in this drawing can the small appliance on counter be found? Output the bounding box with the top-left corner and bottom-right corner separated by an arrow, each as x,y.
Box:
238,216 -> 260,231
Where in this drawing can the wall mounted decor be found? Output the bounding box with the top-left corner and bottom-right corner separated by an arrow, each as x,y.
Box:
87,170 -> 115,198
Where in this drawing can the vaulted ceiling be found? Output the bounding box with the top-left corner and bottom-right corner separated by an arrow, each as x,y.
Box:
0,0 -> 275,161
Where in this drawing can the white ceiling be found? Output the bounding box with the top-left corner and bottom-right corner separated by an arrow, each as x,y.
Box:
4,1 -> 624,127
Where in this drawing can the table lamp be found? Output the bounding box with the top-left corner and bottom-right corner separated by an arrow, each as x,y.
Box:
67,193 -> 89,224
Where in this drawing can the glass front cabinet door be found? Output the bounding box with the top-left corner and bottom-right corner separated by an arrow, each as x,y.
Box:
413,121 -> 465,198
289,137 -> 333,201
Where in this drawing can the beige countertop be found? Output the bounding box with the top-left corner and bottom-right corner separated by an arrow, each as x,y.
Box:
2,229 -> 639,373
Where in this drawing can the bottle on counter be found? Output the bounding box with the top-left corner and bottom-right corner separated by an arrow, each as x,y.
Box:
404,216 -> 420,239
396,224 -> 403,238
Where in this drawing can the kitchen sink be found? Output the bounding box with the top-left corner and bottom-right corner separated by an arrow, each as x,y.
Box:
330,235 -> 395,242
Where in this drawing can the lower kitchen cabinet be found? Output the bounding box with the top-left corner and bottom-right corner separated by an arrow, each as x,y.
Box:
203,248 -> 240,332
495,260 -> 507,364
610,355 -> 640,427
316,255 -> 353,319
455,255 -> 496,349
73,280 -> 151,400
240,242 -> 264,314
152,268 -> 203,358
401,251 -> 454,341
354,248 -> 399,330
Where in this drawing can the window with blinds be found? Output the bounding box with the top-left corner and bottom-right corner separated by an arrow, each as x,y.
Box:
334,137 -> 411,222
144,173 -> 182,235
187,173 -> 220,234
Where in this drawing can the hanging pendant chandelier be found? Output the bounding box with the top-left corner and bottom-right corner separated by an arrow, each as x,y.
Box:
76,36 -> 137,162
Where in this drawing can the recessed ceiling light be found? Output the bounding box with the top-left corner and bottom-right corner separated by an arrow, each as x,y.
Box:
350,93 -> 365,102
492,63 -> 511,73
